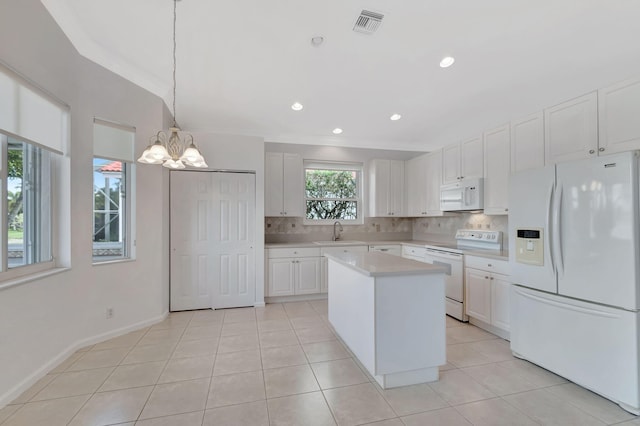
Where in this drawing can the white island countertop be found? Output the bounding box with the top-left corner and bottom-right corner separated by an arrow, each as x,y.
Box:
324,251 -> 444,277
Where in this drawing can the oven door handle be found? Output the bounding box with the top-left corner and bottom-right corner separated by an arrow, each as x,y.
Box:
425,249 -> 463,261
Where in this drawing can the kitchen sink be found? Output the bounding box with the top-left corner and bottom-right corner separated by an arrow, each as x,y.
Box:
313,240 -> 366,246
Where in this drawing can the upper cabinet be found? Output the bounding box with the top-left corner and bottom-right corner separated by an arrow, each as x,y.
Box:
544,92 -> 598,164
511,112 -> 545,173
369,159 -> 405,217
442,137 -> 483,184
406,150 -> 444,217
599,77 -> 640,155
483,124 -> 510,215
265,152 -> 304,217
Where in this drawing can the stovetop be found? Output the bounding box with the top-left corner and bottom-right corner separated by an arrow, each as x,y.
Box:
422,229 -> 503,254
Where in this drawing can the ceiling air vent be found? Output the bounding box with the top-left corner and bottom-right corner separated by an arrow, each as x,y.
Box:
353,10 -> 384,34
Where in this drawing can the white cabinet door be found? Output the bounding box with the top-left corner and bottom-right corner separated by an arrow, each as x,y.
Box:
461,136 -> 484,180
268,258 -> 295,296
442,144 -> 461,184
406,155 -> 428,216
264,152 -> 303,217
282,153 -> 303,216
465,268 -> 491,323
369,159 -> 404,216
491,273 -> 511,332
369,159 -> 390,217
389,160 -> 405,215
296,257 -> 321,295
483,124 -> 510,215
320,257 -> 328,293
425,150 -> 444,216
443,138 -> 483,184
265,152 -> 284,216
544,92 -> 598,164
511,112 -> 545,173
599,77 -> 640,155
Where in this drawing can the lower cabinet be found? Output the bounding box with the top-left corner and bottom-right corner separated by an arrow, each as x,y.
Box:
267,257 -> 321,296
266,247 -> 321,297
464,255 -> 511,336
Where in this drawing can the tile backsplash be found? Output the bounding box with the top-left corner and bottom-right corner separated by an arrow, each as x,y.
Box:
265,214 -> 509,247
412,213 -> 509,247
265,217 -> 413,243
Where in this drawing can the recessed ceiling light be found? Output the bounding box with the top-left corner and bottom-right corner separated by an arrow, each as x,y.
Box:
332,128 -> 343,135
390,113 -> 402,121
291,102 -> 304,111
439,56 -> 455,68
311,36 -> 324,46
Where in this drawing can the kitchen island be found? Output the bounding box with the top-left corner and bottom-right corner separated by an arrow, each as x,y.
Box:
327,251 -> 446,389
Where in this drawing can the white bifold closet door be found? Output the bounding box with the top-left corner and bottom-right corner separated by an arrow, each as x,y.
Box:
170,171 -> 256,311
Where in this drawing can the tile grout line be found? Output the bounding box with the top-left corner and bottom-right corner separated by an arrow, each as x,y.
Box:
132,310 -> 195,424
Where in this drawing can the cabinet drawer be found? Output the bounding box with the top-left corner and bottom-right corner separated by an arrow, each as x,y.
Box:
465,255 -> 510,275
321,245 -> 368,256
402,245 -> 426,258
267,247 -> 320,258
369,244 -> 401,251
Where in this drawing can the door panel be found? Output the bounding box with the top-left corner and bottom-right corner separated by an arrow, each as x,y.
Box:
509,166 -> 557,293
211,173 -> 256,309
170,171 -> 214,311
296,258 -> 321,294
556,152 -> 639,310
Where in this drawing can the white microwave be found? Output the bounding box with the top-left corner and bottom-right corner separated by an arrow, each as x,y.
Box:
440,178 -> 484,211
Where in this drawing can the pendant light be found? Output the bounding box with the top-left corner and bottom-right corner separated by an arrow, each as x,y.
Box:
138,0 -> 207,169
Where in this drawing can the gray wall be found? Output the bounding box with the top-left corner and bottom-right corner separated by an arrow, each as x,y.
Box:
0,0 -> 168,405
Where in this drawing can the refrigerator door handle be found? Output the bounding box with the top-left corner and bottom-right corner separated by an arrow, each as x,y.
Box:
553,183 -> 565,277
547,183 -> 556,275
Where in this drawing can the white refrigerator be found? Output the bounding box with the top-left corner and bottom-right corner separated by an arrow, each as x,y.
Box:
509,151 -> 640,415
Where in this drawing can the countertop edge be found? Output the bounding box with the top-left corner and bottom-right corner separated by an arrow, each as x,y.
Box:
325,252 -> 446,277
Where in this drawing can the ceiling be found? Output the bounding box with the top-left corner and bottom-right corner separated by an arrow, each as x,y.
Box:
42,0 -> 640,151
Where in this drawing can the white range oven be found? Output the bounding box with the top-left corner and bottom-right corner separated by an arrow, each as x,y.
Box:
420,230 -> 503,322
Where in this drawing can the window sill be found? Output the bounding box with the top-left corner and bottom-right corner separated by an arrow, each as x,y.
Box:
0,267 -> 70,291
92,258 -> 136,267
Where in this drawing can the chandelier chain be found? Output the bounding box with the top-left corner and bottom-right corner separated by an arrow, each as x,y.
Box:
172,0 -> 177,127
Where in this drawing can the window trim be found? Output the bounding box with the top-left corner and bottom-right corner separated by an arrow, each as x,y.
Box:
302,160 -> 364,225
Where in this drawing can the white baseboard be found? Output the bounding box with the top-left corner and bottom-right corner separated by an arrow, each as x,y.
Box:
468,317 -> 510,341
265,294 -> 328,304
0,311 -> 169,409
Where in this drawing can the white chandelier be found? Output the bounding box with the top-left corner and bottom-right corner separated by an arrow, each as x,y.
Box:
138,0 -> 207,169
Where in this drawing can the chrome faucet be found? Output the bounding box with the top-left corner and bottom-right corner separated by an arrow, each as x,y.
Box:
333,221 -> 343,241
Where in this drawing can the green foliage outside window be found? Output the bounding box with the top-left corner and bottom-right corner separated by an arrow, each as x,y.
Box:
305,169 -> 359,220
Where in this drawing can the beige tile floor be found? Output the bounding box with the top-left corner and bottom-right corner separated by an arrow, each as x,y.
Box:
3,301 -> 639,425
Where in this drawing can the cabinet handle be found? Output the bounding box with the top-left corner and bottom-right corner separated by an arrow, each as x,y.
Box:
485,276 -> 489,279
505,208 -> 508,212
589,149 -> 595,154
487,264 -> 492,267
599,147 -> 605,152
490,277 -> 494,280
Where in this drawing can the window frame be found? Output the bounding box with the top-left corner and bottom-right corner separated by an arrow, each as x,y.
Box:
91,119 -> 136,265
0,133 -> 56,281
303,160 -> 364,225
92,157 -> 135,264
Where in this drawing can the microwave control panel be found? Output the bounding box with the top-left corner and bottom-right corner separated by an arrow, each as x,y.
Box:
515,228 -> 544,266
